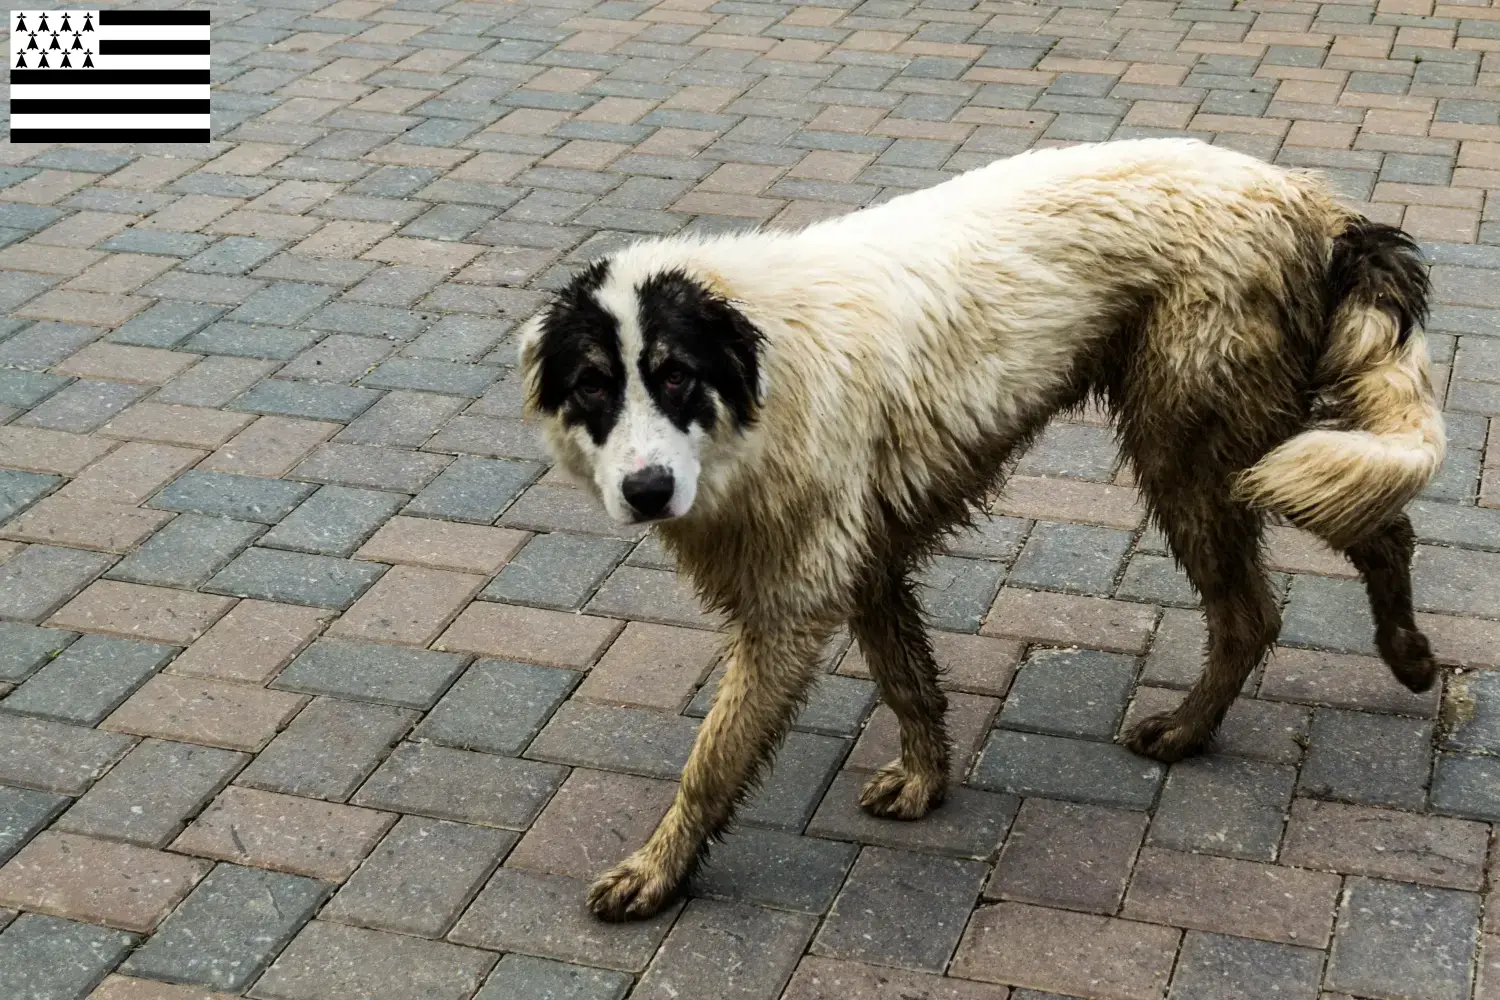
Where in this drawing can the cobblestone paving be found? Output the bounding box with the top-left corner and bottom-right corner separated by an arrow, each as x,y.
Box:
0,0 -> 1498,996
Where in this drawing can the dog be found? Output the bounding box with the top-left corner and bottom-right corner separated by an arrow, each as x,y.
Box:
517,137 -> 1444,922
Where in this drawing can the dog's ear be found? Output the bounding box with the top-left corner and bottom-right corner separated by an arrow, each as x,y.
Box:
514,310 -> 549,419
703,294 -> 766,421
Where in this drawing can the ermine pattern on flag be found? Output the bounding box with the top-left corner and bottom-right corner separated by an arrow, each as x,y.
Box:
9,9 -> 210,142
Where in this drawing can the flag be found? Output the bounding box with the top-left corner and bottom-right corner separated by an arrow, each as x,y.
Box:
9,9 -> 209,142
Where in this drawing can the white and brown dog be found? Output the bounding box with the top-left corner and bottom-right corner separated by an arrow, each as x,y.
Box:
518,137 -> 1444,921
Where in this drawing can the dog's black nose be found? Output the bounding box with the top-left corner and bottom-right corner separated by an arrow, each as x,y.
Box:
622,467 -> 674,518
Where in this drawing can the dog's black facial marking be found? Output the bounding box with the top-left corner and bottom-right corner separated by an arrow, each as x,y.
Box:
636,269 -> 763,434
534,260 -> 626,445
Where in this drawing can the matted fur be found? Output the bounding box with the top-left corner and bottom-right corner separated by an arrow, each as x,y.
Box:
517,138 -> 1444,921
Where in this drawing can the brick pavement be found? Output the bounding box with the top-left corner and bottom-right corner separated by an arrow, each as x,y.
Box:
0,0 -> 1498,995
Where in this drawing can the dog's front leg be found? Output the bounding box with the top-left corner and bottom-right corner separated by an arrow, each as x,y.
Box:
587,622 -> 821,921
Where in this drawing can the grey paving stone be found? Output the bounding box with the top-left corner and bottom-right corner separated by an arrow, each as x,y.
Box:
0,370 -> 69,409
304,302 -> 436,341
105,514 -> 265,589
0,623 -> 78,684
336,390 -> 464,448
291,443 -> 451,494
1298,708 -> 1433,810
122,863 -> 331,991
1014,423 -> 1119,481
0,786 -> 69,865
808,771 -> 1018,861
481,532 -> 631,611
233,379 -> 384,422
0,545 -> 114,623
15,379 -> 150,434
402,204 -> 498,242
944,514 -> 1030,561
359,358 -> 502,398
55,737 -> 242,848
998,648 -> 1138,740
1148,756 -> 1296,862
739,731 -> 850,832
1007,522 -> 1133,597
183,236 -> 285,276
205,547 -> 388,610
405,456 -> 542,523
0,469 -> 61,524
155,356 -> 280,408
1412,544 -> 1500,617
634,898 -> 815,1000
0,322 -> 102,371
0,714 -> 135,796
527,701 -> 700,781
108,301 -> 227,348
403,315 -> 513,363
260,485 -> 409,557
353,742 -> 566,830
0,913 -> 136,1000
690,825 -> 857,914
227,281 -> 340,327
150,470 -> 317,524
2,634 -> 175,726
1430,753 -> 1500,821
183,320 -> 324,361
324,815 -> 514,938
414,658 -> 578,756
273,638 -> 467,710
475,955 -> 631,1000
914,555 -> 1007,633
238,697 -> 417,802
1280,575 -> 1377,656
1116,553 -> 1200,608
249,920 -> 497,1000
1326,877 -> 1479,1000
1169,931 -> 1325,1000
813,846 -> 986,973
970,729 -> 1166,810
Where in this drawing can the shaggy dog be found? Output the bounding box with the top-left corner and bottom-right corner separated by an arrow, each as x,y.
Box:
518,137 -> 1444,922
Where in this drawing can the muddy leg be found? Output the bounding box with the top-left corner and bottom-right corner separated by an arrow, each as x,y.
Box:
1122,504 -> 1280,763
587,623 -> 822,921
850,566 -> 950,820
1341,513 -> 1436,692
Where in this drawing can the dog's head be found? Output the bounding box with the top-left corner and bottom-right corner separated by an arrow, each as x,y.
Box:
517,258 -> 765,525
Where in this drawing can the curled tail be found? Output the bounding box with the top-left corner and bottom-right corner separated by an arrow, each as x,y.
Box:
1234,218 -> 1444,549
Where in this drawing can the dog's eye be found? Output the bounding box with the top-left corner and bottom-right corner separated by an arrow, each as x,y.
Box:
575,373 -> 608,399
662,365 -> 689,390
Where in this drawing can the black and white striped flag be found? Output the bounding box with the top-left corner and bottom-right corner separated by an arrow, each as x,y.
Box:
10,9 -> 209,142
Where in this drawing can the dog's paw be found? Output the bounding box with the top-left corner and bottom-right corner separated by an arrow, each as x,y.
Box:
587,855 -> 680,922
1121,712 -> 1210,763
1377,626 -> 1437,693
857,760 -> 946,820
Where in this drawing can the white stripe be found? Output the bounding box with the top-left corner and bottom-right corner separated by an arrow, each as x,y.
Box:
11,113 -> 211,130
9,84 -> 208,101
94,23 -> 210,42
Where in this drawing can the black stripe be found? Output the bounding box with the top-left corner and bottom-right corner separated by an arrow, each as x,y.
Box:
11,99 -> 210,115
99,11 -> 211,25
9,70 -> 210,85
99,40 -> 211,55
9,128 -> 211,142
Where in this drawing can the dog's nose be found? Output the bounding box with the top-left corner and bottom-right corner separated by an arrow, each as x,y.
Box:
622,466 -> 675,519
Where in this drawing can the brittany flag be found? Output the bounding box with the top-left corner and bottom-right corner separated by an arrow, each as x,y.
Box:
10,10 -> 209,142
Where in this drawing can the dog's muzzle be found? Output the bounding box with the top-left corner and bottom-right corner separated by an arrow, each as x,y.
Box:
621,466 -> 675,520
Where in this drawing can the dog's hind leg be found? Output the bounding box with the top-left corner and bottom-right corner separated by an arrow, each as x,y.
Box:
587,623 -> 822,922
1335,513 -> 1436,692
1121,483 -> 1280,763
851,565 -> 950,820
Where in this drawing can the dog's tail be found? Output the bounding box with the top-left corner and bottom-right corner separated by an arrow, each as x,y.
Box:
1233,217 -> 1444,550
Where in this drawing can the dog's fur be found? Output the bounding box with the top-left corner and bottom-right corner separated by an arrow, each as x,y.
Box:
517,138 -> 1444,922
